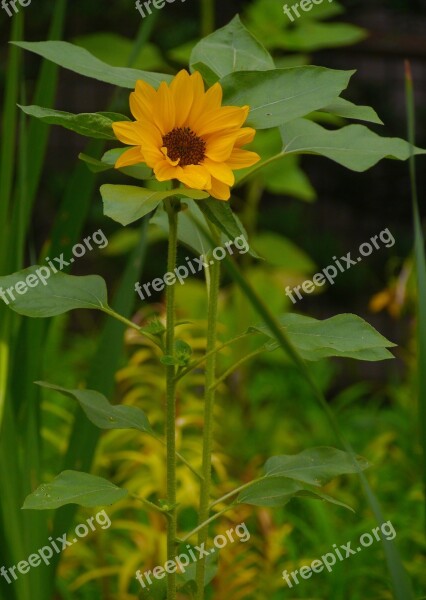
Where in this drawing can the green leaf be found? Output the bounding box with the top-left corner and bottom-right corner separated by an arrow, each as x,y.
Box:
12,40 -> 172,88
19,105 -> 128,139
190,62 -> 220,86
264,447 -> 369,486
252,232 -> 316,271
190,15 -> 274,78
221,67 -> 354,129
0,268 -> 108,317
101,185 -> 210,226
317,98 -> 383,125
73,33 -> 167,72
248,313 -> 396,361
281,118 -> 426,171
196,199 -> 260,258
79,148 -> 153,179
35,382 -> 153,434
237,476 -> 352,510
22,470 -> 127,509
175,340 -> 193,366
281,22 -> 366,52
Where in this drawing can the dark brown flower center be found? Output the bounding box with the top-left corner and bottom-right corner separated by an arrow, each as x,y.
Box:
162,127 -> 206,167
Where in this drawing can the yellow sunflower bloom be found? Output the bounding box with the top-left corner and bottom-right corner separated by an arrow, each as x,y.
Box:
112,70 -> 261,201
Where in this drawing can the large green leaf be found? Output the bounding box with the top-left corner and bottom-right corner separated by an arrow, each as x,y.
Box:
101,184 -> 210,226
237,477 -> 352,510
12,41 -> 172,88
221,67 -> 354,129
248,313 -> 395,361
190,15 -> 274,78
36,382 -> 153,434
281,118 -> 426,171
0,268 -> 108,317
264,447 -> 369,486
22,471 -> 127,509
19,105 -> 128,139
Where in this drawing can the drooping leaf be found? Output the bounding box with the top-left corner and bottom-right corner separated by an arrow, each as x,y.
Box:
236,476 -> 352,510
221,66 -> 354,129
263,447 -> 369,486
12,40 -> 172,88
190,15 -> 274,78
196,199 -> 260,258
248,313 -> 395,361
22,470 -> 127,509
100,184 -> 210,226
317,97 -> 383,125
0,268 -> 108,317
36,382 -> 153,434
18,105 -> 128,139
281,118 -> 426,171
252,232 -> 316,271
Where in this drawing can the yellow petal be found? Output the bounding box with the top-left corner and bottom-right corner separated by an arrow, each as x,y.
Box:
209,177 -> 231,201
115,146 -> 145,169
226,148 -> 261,170
185,71 -> 206,126
202,82 -> 223,113
234,127 -> 256,148
194,105 -> 249,137
131,80 -> 157,121
178,165 -> 211,189
154,81 -> 175,136
131,119 -> 163,149
203,157 -> 235,186
204,129 -> 240,162
161,146 -> 180,166
170,70 -> 194,128
154,161 -> 181,181
112,121 -> 142,146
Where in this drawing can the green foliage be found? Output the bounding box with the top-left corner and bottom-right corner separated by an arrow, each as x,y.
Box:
190,15 -> 275,77
36,382 -> 153,434
23,471 -> 128,510
281,118 -> 426,171
221,67 -> 354,129
101,184 -> 209,226
12,40 -> 172,88
249,313 -> 396,361
18,106 -> 129,139
0,269 -> 108,317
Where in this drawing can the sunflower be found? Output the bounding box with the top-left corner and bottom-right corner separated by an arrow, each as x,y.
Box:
112,70 -> 260,201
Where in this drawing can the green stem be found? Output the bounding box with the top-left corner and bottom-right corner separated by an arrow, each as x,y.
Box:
201,0 -> 215,37
181,506 -> 230,543
209,347 -> 266,392
164,197 -> 180,600
195,252 -> 221,600
174,332 -> 251,382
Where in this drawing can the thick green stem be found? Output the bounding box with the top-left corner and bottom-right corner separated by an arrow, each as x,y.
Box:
165,197 -> 180,600
195,253 -> 221,600
201,0 -> 215,37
